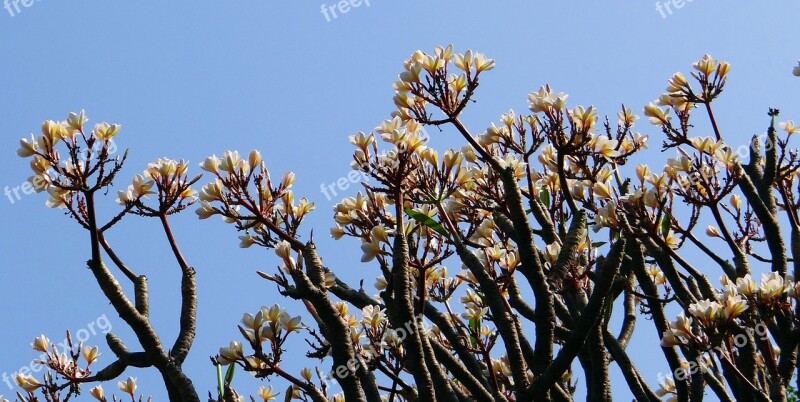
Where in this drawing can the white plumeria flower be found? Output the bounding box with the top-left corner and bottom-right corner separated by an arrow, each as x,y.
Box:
362,305 -> 386,327
15,374 -> 41,393
117,377 -> 137,397
89,386 -> 104,401
360,237 -> 383,263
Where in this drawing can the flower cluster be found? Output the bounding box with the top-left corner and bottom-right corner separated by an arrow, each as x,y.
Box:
197,150 -> 315,247
16,111 -> 125,210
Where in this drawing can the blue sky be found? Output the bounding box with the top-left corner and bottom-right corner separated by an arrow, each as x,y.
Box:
1,1 -> 799,400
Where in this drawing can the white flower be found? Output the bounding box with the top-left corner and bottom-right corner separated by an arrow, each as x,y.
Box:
736,274 -> 757,296
15,374 -> 41,393
759,272 -> 788,302
67,110 -> 88,131
195,201 -> 217,219
89,386 -> 105,401
360,237 -> 383,263
706,226 -> 722,238
92,122 -> 121,141
117,377 -> 137,396
218,341 -> 243,364
644,103 -> 672,126
239,234 -> 257,248
688,300 -> 721,325
83,346 -> 100,364
17,134 -> 38,157
374,276 -> 388,291
592,135 -> 621,159
200,155 -> 221,175
362,305 -> 386,327
31,335 -> 49,352
779,120 -> 799,135
258,385 -> 279,401
275,240 -> 293,260
661,330 -> 682,347
656,374 -> 676,397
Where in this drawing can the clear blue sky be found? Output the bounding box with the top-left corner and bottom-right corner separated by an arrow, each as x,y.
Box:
1,1 -> 799,400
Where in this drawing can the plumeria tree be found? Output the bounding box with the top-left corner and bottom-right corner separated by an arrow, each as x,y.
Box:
11,48 -> 800,402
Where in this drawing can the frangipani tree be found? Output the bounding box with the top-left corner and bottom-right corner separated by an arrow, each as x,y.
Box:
11,48 -> 800,402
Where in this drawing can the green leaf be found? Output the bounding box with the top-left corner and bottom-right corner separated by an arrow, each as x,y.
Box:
284,385 -> 293,402
468,317 -> 480,348
591,241 -> 607,248
216,364 -> 224,398
405,208 -> 449,237
540,188 -> 551,208
224,363 -> 235,385
660,213 -> 672,238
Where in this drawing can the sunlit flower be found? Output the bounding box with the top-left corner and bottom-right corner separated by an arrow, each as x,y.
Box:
693,54 -> 718,76
118,377 -> 137,397
15,374 -> 41,393
688,300 -> 721,326
661,329 -> 682,347
618,108 -> 639,127
706,226 -> 722,238
736,274 -> 757,297
330,226 -> 345,240
374,276 -> 388,291
656,375 -> 676,398
592,136 -> 621,159
593,182 -> 613,199
759,272 -> 788,302
219,150 -> 241,172
780,121 -> 799,135
474,52 -> 496,72
200,155 -> 221,175
362,305 -> 386,327
646,265 -> 667,286
17,134 -> 38,158
67,110 -> 88,131
720,294 -> 748,320
195,201 -> 217,219
282,172 -> 296,188
636,164 -> 651,182
462,306 -> 489,321
45,187 -> 71,209
528,85 -> 568,113
89,385 -> 105,401
544,243 -> 561,265
571,105 -> 598,133
279,314 -> 305,333
218,341 -> 244,364
666,72 -> 690,94
644,103 -> 672,126
239,234 -> 257,248
92,122 -> 121,141
453,50 -> 474,71
83,346 -> 100,364
31,335 -> 49,353
360,237 -> 383,263
275,240 -> 292,260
